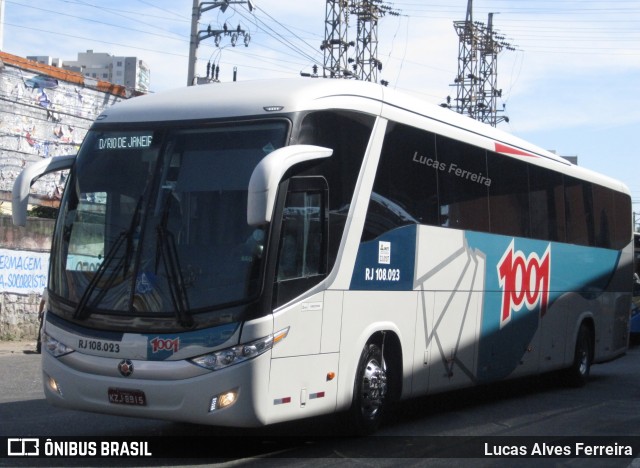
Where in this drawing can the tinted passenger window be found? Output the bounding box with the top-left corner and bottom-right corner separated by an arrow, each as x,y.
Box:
487,152 -> 530,237
363,122 -> 438,241
591,183 -> 614,248
436,135 -> 490,232
529,165 -> 566,242
361,121 -> 630,251
612,191 -> 632,250
298,111 -> 374,268
277,191 -> 324,280
565,177 -> 594,246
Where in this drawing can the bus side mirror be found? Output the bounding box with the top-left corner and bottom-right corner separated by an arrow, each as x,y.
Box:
247,145 -> 332,226
12,154 -> 76,226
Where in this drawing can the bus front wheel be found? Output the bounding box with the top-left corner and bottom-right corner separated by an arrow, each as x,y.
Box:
348,342 -> 388,435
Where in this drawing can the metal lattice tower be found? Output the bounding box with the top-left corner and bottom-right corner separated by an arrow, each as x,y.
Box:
350,0 -> 380,82
477,13 -> 514,126
318,0 -> 398,83
349,0 -> 399,82
320,0 -> 352,78
451,0 -> 514,126
452,0 -> 480,119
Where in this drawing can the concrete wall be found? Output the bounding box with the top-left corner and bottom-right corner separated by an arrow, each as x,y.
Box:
0,215 -> 54,251
0,292 -> 42,341
0,215 -> 54,341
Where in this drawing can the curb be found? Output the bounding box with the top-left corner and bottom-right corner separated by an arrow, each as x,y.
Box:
0,340 -> 37,355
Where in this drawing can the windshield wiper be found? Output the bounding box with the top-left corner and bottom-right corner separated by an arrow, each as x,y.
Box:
73,230 -> 127,320
73,196 -> 144,320
155,195 -> 194,328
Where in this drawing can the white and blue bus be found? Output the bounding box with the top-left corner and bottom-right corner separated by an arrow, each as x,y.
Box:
13,79 -> 633,434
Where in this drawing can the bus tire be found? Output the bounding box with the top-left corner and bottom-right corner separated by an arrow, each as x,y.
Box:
347,342 -> 388,435
564,323 -> 593,387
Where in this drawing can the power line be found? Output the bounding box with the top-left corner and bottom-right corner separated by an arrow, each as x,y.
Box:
6,0 -> 187,45
133,0 -> 191,21
3,22 -> 189,58
258,6 -> 320,59
57,0 -> 190,26
189,3 -> 325,83
233,5 -> 322,65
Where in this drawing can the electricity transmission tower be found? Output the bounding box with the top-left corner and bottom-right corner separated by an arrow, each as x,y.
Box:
320,0 -> 352,78
319,0 -> 398,83
450,0 -> 514,126
350,0 -> 399,82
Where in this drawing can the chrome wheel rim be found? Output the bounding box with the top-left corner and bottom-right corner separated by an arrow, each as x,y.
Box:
578,348 -> 588,376
360,357 -> 387,420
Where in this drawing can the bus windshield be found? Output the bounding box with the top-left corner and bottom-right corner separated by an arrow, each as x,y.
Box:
50,121 -> 288,323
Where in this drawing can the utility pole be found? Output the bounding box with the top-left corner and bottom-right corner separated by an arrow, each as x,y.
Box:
187,0 -> 254,86
0,0 -> 5,51
448,0 -> 514,126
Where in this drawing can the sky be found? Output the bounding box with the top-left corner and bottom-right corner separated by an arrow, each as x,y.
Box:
2,0 -> 640,222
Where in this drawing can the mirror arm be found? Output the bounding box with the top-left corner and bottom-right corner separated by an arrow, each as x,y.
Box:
12,155 -> 76,226
247,145 -> 333,226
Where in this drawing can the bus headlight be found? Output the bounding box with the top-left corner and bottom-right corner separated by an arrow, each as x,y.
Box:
190,327 -> 289,371
43,332 -> 75,357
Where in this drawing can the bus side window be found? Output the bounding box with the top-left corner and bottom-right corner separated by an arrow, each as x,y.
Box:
274,177 -> 328,307
362,122 -> 437,241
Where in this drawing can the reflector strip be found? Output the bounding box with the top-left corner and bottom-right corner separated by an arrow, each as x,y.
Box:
494,142 -> 538,158
309,392 -> 325,400
274,397 -> 291,405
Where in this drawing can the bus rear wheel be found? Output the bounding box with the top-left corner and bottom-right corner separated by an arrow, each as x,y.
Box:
348,343 -> 388,435
564,323 -> 593,387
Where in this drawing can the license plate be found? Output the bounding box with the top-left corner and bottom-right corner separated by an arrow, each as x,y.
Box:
108,387 -> 146,406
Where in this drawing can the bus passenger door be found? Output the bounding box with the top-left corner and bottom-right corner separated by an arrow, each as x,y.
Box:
268,176 -> 340,423
271,175 -> 329,354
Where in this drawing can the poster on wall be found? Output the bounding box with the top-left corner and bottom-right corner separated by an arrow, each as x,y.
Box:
0,249 -> 49,294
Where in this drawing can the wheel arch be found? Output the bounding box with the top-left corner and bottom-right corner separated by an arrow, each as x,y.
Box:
337,322 -> 406,411
570,314 -> 595,363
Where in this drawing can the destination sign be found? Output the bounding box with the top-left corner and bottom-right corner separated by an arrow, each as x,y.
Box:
97,134 -> 153,150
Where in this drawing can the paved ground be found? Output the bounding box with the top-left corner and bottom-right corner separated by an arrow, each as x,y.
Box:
0,340 -> 37,355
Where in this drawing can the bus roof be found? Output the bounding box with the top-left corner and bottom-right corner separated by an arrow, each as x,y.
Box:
97,78 -> 383,124
96,78 -> 629,195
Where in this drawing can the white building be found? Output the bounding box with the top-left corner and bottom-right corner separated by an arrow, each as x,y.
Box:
29,50 -> 150,93
25,55 -> 62,67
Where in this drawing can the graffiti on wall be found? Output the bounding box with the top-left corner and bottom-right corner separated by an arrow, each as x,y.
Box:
0,248 -> 49,294
0,66 -> 125,196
